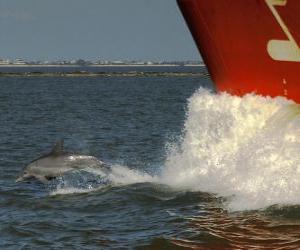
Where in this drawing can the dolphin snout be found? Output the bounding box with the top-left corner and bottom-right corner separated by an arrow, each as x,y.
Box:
16,173 -> 31,183
15,176 -> 24,183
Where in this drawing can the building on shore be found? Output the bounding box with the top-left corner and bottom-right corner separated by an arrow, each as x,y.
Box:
0,59 -> 10,65
14,58 -> 27,65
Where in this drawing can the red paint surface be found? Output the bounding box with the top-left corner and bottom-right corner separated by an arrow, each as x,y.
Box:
177,0 -> 300,103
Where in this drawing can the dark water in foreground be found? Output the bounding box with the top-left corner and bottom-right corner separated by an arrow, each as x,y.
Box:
1,68 -> 300,249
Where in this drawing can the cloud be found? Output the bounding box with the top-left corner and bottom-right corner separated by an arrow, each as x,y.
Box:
0,9 -> 35,21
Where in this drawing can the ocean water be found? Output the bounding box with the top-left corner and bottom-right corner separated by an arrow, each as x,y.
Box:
1,67 -> 300,249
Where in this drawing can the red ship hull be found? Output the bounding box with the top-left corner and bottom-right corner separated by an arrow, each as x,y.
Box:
177,0 -> 300,103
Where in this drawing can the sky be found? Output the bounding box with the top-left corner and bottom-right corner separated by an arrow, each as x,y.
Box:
0,0 -> 200,61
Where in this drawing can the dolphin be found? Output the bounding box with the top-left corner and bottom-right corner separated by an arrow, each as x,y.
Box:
16,140 -> 106,183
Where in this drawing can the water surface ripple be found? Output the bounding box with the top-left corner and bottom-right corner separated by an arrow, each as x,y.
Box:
1,67 -> 299,249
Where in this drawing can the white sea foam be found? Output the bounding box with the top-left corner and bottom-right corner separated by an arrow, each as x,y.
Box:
50,187 -> 96,196
50,164 -> 158,196
107,164 -> 158,185
82,164 -> 158,185
160,88 -> 300,210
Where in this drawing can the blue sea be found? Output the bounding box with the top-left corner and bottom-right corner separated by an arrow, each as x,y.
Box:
1,66 -> 300,249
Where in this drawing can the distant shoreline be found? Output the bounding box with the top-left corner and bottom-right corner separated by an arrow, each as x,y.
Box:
0,71 -> 209,78
0,64 -> 205,68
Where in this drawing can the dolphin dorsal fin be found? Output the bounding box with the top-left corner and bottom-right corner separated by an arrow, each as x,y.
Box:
50,139 -> 64,155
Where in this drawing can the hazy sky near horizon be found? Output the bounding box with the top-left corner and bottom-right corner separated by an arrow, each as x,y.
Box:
0,0 -> 200,61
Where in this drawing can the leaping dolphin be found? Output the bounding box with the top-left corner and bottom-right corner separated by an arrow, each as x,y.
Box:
16,140 -> 106,183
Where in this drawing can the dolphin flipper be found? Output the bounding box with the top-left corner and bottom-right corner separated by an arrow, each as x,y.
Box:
35,175 -> 50,184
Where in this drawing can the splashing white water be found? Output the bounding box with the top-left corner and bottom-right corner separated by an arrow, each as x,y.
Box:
107,165 -> 158,185
50,88 -> 300,210
161,88 -> 300,210
49,164 -> 158,196
50,187 -> 96,196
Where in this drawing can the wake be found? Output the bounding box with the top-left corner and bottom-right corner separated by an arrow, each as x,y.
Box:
51,88 -> 300,211
49,165 -> 157,196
